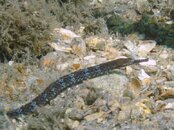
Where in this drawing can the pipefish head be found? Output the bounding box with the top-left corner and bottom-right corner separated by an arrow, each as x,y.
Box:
109,58 -> 149,68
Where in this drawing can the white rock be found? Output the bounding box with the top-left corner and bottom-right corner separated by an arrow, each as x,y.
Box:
139,59 -> 156,66
8,61 -> 14,66
138,69 -> 150,81
138,40 -> 156,57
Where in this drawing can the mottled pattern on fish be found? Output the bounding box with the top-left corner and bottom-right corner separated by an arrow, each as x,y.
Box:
6,58 -> 148,118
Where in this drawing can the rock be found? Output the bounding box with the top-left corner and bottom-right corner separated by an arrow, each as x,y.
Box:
53,28 -> 80,44
48,28 -> 83,53
66,108 -> 85,120
40,52 -> 58,68
159,50 -> 169,59
117,110 -> 130,121
85,36 -> 106,51
84,111 -> 106,122
71,37 -> 86,57
137,40 -> 156,57
91,71 -> 128,95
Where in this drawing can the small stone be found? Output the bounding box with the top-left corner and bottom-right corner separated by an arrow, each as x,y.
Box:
138,40 -> 156,57
49,28 -> 82,52
74,96 -> 86,109
67,109 -> 85,120
164,103 -> 174,110
8,61 -> 14,66
64,117 -> 74,129
40,52 -> 58,68
155,77 -> 167,84
83,55 -> 96,66
117,111 -> 130,121
105,47 -> 121,60
84,111 -> 106,121
56,62 -> 69,71
78,88 -> 91,100
72,121 -> 80,128
71,37 -> 86,57
126,66 -> 133,75
85,36 -> 106,51
53,28 -> 80,44
159,51 -> 169,59
109,100 -> 120,112
138,69 -> 150,80
164,81 -> 174,89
